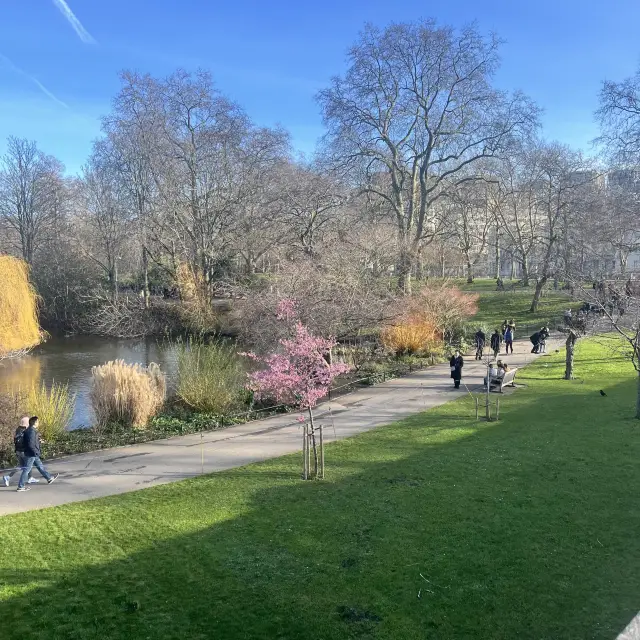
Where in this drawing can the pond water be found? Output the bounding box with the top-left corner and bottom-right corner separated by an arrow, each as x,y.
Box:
0,336 -> 179,429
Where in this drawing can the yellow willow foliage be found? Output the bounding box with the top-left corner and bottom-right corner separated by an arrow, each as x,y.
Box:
91,360 -> 166,429
381,316 -> 443,356
0,256 -> 41,356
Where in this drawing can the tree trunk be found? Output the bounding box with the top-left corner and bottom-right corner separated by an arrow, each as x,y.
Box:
521,257 -> 529,286
466,260 -> 473,284
142,246 -> 150,309
565,331 -> 577,380
530,276 -> 547,312
510,259 -> 516,280
494,229 -> 501,279
397,249 -> 413,294
308,407 -> 318,478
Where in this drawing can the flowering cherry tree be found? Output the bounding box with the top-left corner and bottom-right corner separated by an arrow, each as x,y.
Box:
244,299 -> 350,478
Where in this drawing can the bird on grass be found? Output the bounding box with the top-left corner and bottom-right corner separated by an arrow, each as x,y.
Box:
600,390 -> 607,397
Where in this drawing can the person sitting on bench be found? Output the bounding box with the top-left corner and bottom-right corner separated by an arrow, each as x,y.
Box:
484,362 -> 499,387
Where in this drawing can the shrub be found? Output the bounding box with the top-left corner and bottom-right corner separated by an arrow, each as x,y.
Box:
176,340 -> 245,414
0,391 -> 23,467
0,255 -> 41,356
91,360 -> 166,429
381,316 -> 442,355
25,381 -> 75,440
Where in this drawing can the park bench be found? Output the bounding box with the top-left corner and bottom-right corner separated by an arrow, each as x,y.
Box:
489,368 -> 518,393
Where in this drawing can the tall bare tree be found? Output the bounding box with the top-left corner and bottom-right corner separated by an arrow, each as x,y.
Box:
0,137 -> 65,263
318,20 -> 538,292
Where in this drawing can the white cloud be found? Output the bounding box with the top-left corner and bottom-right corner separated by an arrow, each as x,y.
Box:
0,53 -> 69,108
52,0 -> 96,44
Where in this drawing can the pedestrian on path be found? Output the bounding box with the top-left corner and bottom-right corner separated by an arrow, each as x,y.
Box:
504,322 -> 514,354
3,417 -> 40,487
490,329 -> 502,358
449,350 -> 464,389
474,329 -> 486,360
16,417 -> 58,492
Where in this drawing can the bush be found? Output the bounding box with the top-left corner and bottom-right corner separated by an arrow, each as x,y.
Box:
0,392 -> 23,467
25,381 -> 75,440
381,316 -> 442,355
91,360 -> 166,429
176,340 -> 246,414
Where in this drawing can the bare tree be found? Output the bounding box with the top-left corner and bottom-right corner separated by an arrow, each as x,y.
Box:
80,140 -> 133,294
447,179 -> 493,283
318,20 -> 538,292
0,137 -> 65,263
597,65 -> 640,163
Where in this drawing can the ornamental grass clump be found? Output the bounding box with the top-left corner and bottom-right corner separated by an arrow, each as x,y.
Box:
91,360 -> 166,429
176,339 -> 245,414
26,381 -> 75,440
0,255 -> 41,357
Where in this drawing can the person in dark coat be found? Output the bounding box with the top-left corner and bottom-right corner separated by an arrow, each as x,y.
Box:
474,329 -> 486,360
16,417 -> 58,492
449,350 -> 464,389
530,331 -> 541,354
490,329 -> 502,358
2,416 -> 38,487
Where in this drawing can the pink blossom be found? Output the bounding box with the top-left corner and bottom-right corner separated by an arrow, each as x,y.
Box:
245,306 -> 351,411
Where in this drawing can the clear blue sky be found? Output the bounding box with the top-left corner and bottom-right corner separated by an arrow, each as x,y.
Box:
1,0 -> 639,175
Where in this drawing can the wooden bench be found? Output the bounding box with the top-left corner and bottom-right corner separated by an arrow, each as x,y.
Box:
489,368 -> 518,393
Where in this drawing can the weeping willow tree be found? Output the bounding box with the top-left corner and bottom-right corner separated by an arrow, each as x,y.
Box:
0,256 -> 42,358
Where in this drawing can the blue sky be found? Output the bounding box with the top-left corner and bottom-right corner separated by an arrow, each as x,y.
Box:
1,0 -> 639,175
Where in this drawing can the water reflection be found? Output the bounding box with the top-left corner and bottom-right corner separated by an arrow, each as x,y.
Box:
0,336 -> 179,429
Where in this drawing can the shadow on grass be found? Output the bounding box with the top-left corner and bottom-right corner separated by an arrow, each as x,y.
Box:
1,377 -> 640,640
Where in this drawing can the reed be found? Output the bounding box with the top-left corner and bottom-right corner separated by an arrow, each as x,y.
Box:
91,360 -> 166,429
26,381 -> 75,440
176,340 -> 245,414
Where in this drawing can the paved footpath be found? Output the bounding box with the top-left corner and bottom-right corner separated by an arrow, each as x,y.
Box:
0,338 -> 559,516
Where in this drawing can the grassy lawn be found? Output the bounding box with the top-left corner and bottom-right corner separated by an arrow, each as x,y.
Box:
1,338 -> 639,639
459,278 -> 579,335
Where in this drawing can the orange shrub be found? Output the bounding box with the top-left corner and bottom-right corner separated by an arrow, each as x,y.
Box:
381,315 -> 442,355
411,284 -> 479,334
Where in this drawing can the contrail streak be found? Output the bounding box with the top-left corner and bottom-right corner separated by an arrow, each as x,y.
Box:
0,53 -> 69,108
52,0 -> 96,44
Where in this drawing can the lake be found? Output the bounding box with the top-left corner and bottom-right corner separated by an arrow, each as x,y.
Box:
0,336 -> 179,429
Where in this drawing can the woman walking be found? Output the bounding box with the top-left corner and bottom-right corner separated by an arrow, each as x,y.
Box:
449,350 -> 464,389
504,322 -> 514,355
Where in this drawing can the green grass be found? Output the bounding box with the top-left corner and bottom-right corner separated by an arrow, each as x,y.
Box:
460,278 -> 579,335
1,338 -> 640,639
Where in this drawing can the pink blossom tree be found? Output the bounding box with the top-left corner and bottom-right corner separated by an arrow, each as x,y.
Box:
244,299 -> 350,478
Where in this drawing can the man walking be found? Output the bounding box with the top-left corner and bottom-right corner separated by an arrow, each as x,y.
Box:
3,416 -> 40,487
474,328 -> 486,360
490,329 -> 502,358
16,417 -> 58,492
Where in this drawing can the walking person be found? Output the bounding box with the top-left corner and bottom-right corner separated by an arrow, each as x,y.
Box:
16,417 -> 58,492
490,329 -> 502,358
474,328 -> 486,360
3,417 -> 40,487
449,350 -> 464,389
504,322 -> 514,355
